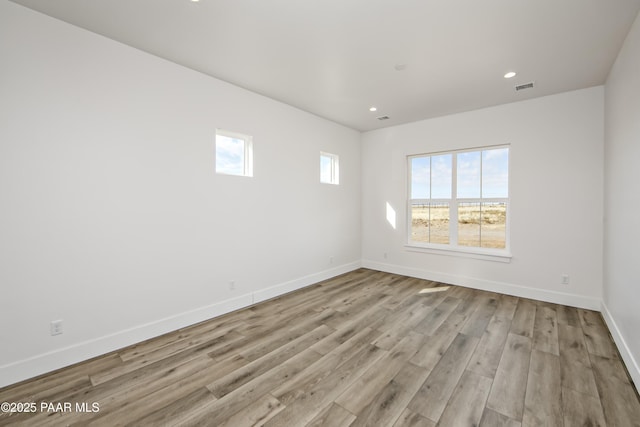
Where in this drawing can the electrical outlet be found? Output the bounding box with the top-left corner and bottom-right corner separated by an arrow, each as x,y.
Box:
329,256 -> 334,264
561,274 -> 570,285
50,320 -> 63,336
383,252 -> 388,259
229,280 -> 236,290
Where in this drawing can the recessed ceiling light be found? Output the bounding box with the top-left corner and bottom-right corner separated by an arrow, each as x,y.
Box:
369,107 -> 377,112
504,71 -> 517,79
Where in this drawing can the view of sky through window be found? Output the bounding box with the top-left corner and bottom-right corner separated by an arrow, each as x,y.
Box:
412,148 -> 508,198
481,148 -> 509,198
320,154 -> 332,183
320,152 -> 339,184
216,134 -> 245,175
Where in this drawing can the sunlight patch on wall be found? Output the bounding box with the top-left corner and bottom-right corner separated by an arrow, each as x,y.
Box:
386,202 -> 397,229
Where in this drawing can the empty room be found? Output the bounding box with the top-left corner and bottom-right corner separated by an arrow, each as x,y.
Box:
1,0 -> 640,425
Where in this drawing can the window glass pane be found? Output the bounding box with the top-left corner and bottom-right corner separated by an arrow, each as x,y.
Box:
320,152 -> 339,184
481,201 -> 507,248
482,148 -> 509,198
429,202 -> 450,244
458,202 -> 481,247
457,151 -> 481,198
411,157 -> 430,199
411,203 -> 429,243
431,154 -> 452,198
216,135 -> 245,175
411,203 -> 449,244
320,154 -> 332,183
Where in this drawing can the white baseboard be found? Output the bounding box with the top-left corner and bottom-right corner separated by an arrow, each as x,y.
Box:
0,261 -> 361,388
252,261 -> 362,304
600,302 -> 640,391
362,259 -> 601,310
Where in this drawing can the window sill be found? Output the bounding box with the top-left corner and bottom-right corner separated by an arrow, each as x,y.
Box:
405,244 -> 512,263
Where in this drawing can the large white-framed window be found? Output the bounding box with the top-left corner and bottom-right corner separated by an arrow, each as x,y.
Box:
408,145 -> 510,258
215,129 -> 253,177
320,151 -> 339,185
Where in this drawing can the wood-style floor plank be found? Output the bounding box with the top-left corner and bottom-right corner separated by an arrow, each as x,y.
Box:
532,306 -> 559,356
335,331 -> 425,415
486,333 -> 532,420
436,370 -> 493,427
459,295 -> 499,337
350,362 -> 431,427
480,408 -> 522,427
0,268 -> 638,427
522,349 -> 562,426
392,408 -> 436,427
467,313 -> 513,378
407,333 -> 480,422
264,343 -> 386,426
85,354 -> 248,426
173,347 -> 322,426
579,309 -> 619,359
118,316 -> 246,362
591,354 -> 640,427
125,386 -> 217,427
306,402 -> 356,427
409,312 -> 467,371
91,329 -> 246,386
561,387 -> 606,427
413,296 -> 461,336
271,328 -> 380,406
371,300 -> 431,350
510,299 -> 537,338
206,324 -> 331,399
556,304 -> 581,327
217,393 -> 284,427
558,323 -> 599,398
0,354 -> 121,404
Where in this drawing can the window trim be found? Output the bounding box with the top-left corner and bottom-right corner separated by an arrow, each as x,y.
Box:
320,151 -> 340,185
215,129 -> 253,177
406,145 -> 511,260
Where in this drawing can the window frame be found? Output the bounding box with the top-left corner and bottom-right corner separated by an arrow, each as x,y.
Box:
406,145 -> 511,261
215,129 -> 253,177
320,151 -> 340,185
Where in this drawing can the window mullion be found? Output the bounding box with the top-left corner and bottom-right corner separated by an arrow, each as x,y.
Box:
429,157 -> 432,243
479,151 -> 483,246
451,154 -> 458,246
245,138 -> 253,177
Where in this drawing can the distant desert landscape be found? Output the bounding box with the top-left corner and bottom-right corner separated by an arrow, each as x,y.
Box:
411,202 -> 506,248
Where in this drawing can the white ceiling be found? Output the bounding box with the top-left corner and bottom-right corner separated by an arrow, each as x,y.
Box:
10,0 -> 640,131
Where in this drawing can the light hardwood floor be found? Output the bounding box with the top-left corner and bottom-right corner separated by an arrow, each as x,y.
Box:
1,269 -> 639,426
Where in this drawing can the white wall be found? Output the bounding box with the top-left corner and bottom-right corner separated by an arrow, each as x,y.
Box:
603,10 -> 640,387
0,1 -> 361,387
362,87 -> 604,309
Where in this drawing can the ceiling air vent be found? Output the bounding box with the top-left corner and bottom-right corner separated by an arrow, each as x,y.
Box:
515,82 -> 535,91
377,115 -> 390,121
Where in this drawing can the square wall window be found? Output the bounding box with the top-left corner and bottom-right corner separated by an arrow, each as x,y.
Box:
215,129 -> 253,177
320,152 -> 339,185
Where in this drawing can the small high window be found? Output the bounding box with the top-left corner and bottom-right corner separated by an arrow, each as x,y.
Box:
320,152 -> 339,185
215,129 -> 253,177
